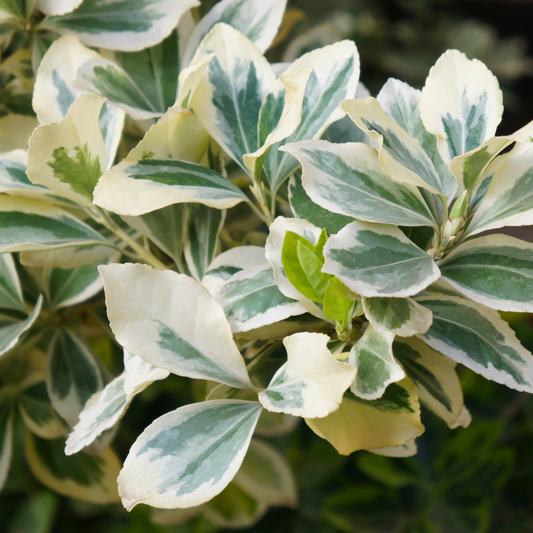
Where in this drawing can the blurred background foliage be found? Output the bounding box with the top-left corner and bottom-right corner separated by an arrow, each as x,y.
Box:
2,0 -> 533,531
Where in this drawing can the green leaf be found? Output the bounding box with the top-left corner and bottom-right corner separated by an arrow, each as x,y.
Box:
266,216 -> 327,319
18,380 -> 68,439
420,49 -> 503,162
181,0 -> 287,67
65,351 -> 168,455
74,30 -> 180,120
0,295 -> 42,358
203,246 -> 306,334
341,97 -> 458,199
323,221 -> 441,297
0,196 -> 108,254
440,234 -> 533,312
41,0 -> 198,51
349,324 -> 404,400
393,337 -> 464,425
306,379 -> 424,455
283,140 -> 437,228
234,438 -> 297,508
94,158 -> 248,215
118,400 -> 262,510
100,263 -> 254,389
0,253 -> 25,311
184,204 -> 225,282
282,230 -> 329,303
416,294 -> 533,392
25,433 -> 120,503
258,332 -> 356,418
0,0 -> 36,18
288,175 -> 353,235
323,277 -> 353,324
0,401 -> 13,492
363,296 -> 433,337
264,41 -> 360,194
46,330 -> 104,427
4,491 -> 59,533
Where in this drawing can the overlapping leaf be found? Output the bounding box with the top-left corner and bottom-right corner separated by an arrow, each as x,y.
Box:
203,246 -> 306,333
283,140 -> 437,228
118,400 -> 262,510
416,294 -> 533,392
41,0 -> 198,51
100,263 -> 254,389
323,221 -> 441,297
258,332 -> 356,418
306,378 -> 424,455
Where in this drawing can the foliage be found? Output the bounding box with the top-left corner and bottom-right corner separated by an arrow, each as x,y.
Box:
1,0 -> 533,531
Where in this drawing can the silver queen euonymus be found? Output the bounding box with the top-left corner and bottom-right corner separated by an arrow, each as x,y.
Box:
0,0 -> 533,525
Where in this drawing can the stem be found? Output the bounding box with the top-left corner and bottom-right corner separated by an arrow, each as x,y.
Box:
89,208 -> 167,270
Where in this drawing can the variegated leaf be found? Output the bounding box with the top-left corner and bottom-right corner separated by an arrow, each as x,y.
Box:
100,263 -> 253,389
65,351 -> 168,455
93,159 -> 247,215
184,204 -> 225,282
288,175 -> 353,235
203,246 -> 306,333
74,30 -> 180,120
32,35 -> 125,169
349,324 -> 404,400
323,221 -> 441,297
234,438 -> 297,508
46,330 -> 104,427
0,197 -> 108,254
467,145 -> 533,235
265,216 -> 325,318
0,114 -> 38,152
127,107 -> 210,162
439,235 -> 533,312
18,380 -> 67,439
191,23 -> 276,171
0,402 -> 13,492
44,260 -> 105,310
0,149 -> 48,197
377,77 -> 457,201
118,399 -> 262,510
40,0 -> 199,51
122,204 -> 188,267
450,120 -> 533,192
363,296 -> 433,337
0,295 -> 42,358
181,0 -> 287,68
394,337 -> 463,425
265,40 -> 360,194
420,49 -> 503,163
37,0 -> 83,15
416,294 -> 533,392
244,68 -> 311,178
25,433 -> 120,503
20,243 -> 116,269
368,439 -> 417,458
341,97 -> 458,199
27,94 -> 106,206
258,332 -> 356,418
175,52 -> 215,109
283,140 -> 437,228
306,378 -> 424,455
0,253 -> 25,311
